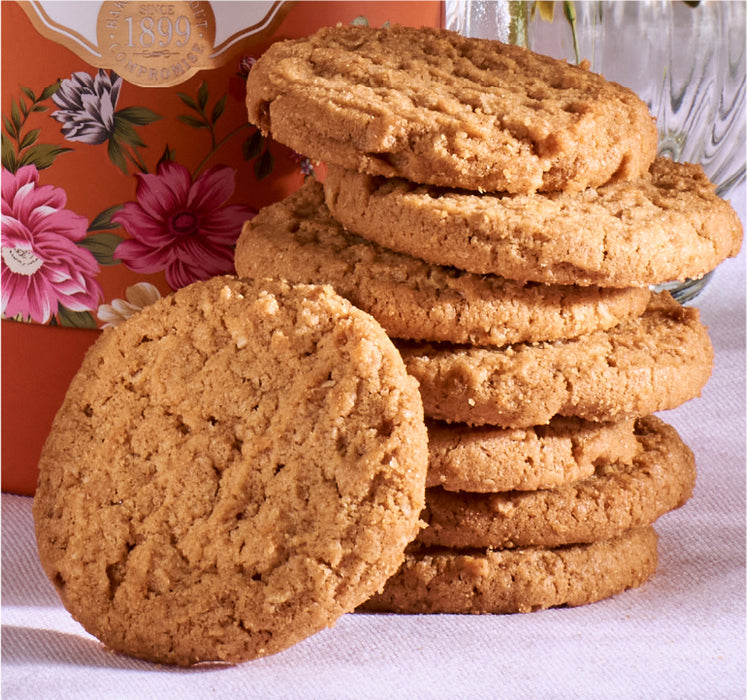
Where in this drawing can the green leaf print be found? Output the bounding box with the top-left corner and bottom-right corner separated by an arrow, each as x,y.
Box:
116,106 -> 162,126
18,143 -> 73,170
88,204 -> 125,232
77,232 -> 125,265
1,81 -> 69,173
57,305 -> 98,329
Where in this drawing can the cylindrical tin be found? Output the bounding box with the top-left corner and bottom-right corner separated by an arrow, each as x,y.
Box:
1,1 -> 442,494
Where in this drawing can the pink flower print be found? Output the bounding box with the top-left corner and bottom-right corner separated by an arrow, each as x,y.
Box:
1,165 -> 103,324
113,160 -> 255,289
51,70 -> 122,145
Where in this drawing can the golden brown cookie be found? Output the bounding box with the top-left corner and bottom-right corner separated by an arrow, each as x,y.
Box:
361,526 -> 658,614
400,291 -> 713,428
418,416 -> 694,549
246,24 -> 657,194
323,158 -> 743,287
33,276 -> 428,666
427,417 -> 638,492
235,180 -> 651,346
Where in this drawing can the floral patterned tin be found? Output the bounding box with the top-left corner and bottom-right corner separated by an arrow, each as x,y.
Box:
1,1 -> 442,494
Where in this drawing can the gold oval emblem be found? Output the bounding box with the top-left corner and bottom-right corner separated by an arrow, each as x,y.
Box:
97,1 -> 217,87
20,1 -> 294,88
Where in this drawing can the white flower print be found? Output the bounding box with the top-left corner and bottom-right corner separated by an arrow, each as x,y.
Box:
97,282 -> 162,328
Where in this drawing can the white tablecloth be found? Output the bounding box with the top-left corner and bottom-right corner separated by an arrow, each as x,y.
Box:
3,188 -> 745,699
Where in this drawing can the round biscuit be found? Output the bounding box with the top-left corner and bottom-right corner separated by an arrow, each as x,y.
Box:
324,158 -> 743,287
33,276 -> 428,665
400,291 -> 713,428
362,526 -> 658,614
418,416 -> 694,549
427,417 -> 638,492
246,24 -> 658,194
235,180 -> 651,347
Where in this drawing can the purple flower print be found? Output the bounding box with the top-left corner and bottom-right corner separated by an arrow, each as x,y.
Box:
238,56 -> 257,78
51,70 -> 122,145
50,70 -> 160,173
113,160 -> 255,289
1,165 -> 103,324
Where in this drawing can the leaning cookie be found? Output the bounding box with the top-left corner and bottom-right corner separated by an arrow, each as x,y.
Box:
418,416 -> 694,549
235,180 -> 651,346
361,526 -> 658,614
33,276 -> 428,666
246,24 -> 657,194
400,291 -> 713,427
324,158 -> 743,287
427,416 -> 638,493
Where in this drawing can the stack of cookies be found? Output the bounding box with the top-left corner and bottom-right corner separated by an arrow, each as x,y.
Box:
238,24 -> 743,613
31,23 -> 744,666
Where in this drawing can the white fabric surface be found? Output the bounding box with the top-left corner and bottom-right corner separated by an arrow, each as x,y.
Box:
3,189 -> 745,699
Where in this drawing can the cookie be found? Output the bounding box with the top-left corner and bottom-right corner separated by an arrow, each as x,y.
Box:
235,180 -> 651,346
399,291 -> 713,427
246,24 -> 657,194
418,416 -> 694,549
323,158 -> 743,287
33,276 -> 428,666
361,526 -> 658,614
427,417 -> 638,493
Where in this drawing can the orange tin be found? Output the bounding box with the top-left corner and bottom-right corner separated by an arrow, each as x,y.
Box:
1,1 -> 443,494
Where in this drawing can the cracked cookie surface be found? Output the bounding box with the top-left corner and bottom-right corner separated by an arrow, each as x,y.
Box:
235,180 -> 651,346
418,416 -> 694,549
246,24 -> 657,194
33,276 -> 427,666
324,158 -> 743,287
426,416 -> 638,493
361,526 -> 658,614
400,291 -> 713,427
